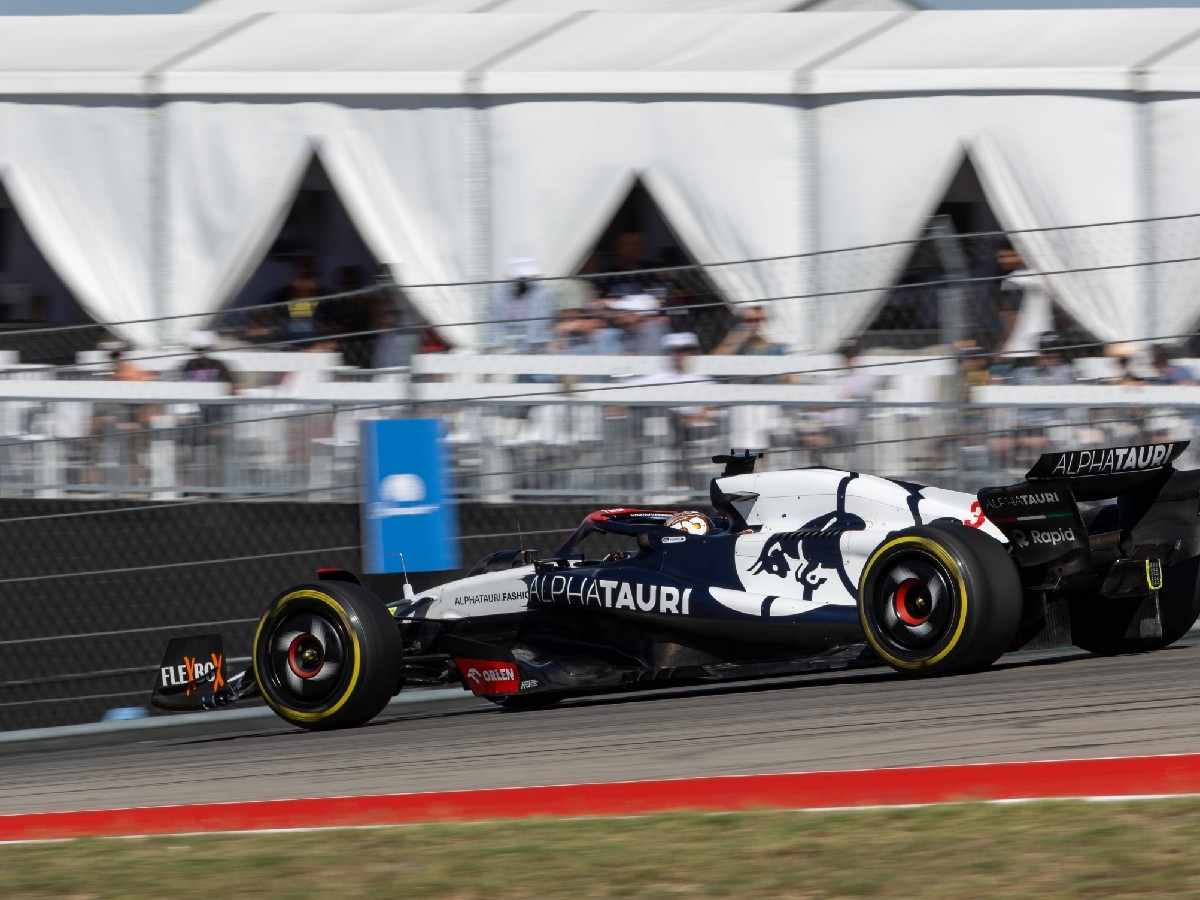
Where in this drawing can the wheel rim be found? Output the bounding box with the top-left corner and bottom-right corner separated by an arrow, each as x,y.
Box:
264,608 -> 349,708
870,552 -> 956,656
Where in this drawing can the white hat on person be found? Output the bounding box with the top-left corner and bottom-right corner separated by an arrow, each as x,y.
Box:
189,330 -> 216,351
609,294 -> 659,313
662,331 -> 700,351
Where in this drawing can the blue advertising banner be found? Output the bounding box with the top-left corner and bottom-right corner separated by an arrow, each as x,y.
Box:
361,418 -> 459,574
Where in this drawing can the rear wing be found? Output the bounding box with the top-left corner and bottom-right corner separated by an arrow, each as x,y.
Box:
980,441 -> 1189,574
1024,441 -> 1187,502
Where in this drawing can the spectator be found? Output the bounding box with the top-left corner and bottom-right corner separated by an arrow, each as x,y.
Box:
325,265 -> 373,366
621,331 -> 712,486
1015,332 -> 1074,387
488,257 -> 556,354
550,308 -> 623,355
105,344 -> 152,385
241,306 -> 279,345
956,337 -> 999,470
1148,344 -> 1196,385
1109,354 -> 1144,387
1010,332 -> 1073,458
958,338 -> 992,392
280,256 -> 323,343
1100,343 -> 1155,446
623,330 -> 709,392
593,231 -> 661,298
609,294 -> 667,355
178,330 -> 237,489
837,339 -> 885,405
372,302 -> 418,371
658,330 -> 693,371
797,340 -> 883,463
89,344 -> 156,487
179,330 -> 236,394
994,248 -> 1053,362
712,304 -> 786,359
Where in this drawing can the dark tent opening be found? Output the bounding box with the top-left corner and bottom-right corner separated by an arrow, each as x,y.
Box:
575,179 -> 734,352
220,156 -> 432,367
861,156 -> 1093,357
0,181 -> 111,364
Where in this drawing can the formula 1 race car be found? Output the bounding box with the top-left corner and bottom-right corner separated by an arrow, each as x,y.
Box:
153,443 -> 1200,730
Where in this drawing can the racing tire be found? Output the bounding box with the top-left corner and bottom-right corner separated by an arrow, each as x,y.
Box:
1070,556 -> 1200,655
253,581 -> 403,731
858,524 -> 1022,676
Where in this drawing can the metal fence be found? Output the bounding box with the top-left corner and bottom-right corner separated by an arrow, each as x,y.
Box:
0,388 -> 1195,502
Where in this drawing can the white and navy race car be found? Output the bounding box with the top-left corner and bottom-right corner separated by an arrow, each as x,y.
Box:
153,445 -> 1200,730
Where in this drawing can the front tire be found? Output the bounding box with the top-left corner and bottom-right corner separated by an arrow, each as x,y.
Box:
858,524 -> 1022,675
253,581 -> 403,730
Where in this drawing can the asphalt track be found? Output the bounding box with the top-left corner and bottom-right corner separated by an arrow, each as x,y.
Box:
4,642 -> 1200,815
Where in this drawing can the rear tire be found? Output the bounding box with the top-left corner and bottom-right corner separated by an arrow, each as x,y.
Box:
858,524 -> 1022,675
253,581 -> 403,730
1071,556 -> 1200,655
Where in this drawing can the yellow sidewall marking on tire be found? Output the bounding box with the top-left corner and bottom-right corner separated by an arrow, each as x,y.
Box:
253,589 -> 363,724
858,535 -> 969,671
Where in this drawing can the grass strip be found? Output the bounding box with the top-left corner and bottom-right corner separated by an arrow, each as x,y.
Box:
2,799 -> 1199,899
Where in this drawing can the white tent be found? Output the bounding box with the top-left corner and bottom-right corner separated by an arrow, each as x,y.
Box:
0,15 -> 239,343
481,12 -> 895,346
1141,32 -> 1200,340
158,13 -> 573,346
2,9 -> 1200,349
808,9 -> 1200,347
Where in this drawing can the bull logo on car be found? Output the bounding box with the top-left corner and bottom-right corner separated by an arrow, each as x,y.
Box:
747,474 -> 866,602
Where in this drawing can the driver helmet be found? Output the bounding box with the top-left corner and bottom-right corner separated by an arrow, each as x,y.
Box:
666,511 -> 711,536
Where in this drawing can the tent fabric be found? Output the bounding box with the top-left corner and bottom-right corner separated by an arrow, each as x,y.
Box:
159,13 -> 570,95
1143,38 -> 1200,338
813,93 -> 1142,349
489,97 -> 804,344
480,11 -> 894,94
1147,97 -> 1200,339
811,9 -> 1200,93
0,99 -> 157,344
2,10 -> 1200,348
0,15 -> 239,94
166,99 -> 478,345
1143,26 -> 1200,93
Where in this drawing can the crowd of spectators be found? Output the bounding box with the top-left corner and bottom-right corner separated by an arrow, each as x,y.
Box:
487,230 -> 743,359
228,256 -> 447,369
480,233 -> 1200,480
74,233 -> 1200,492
